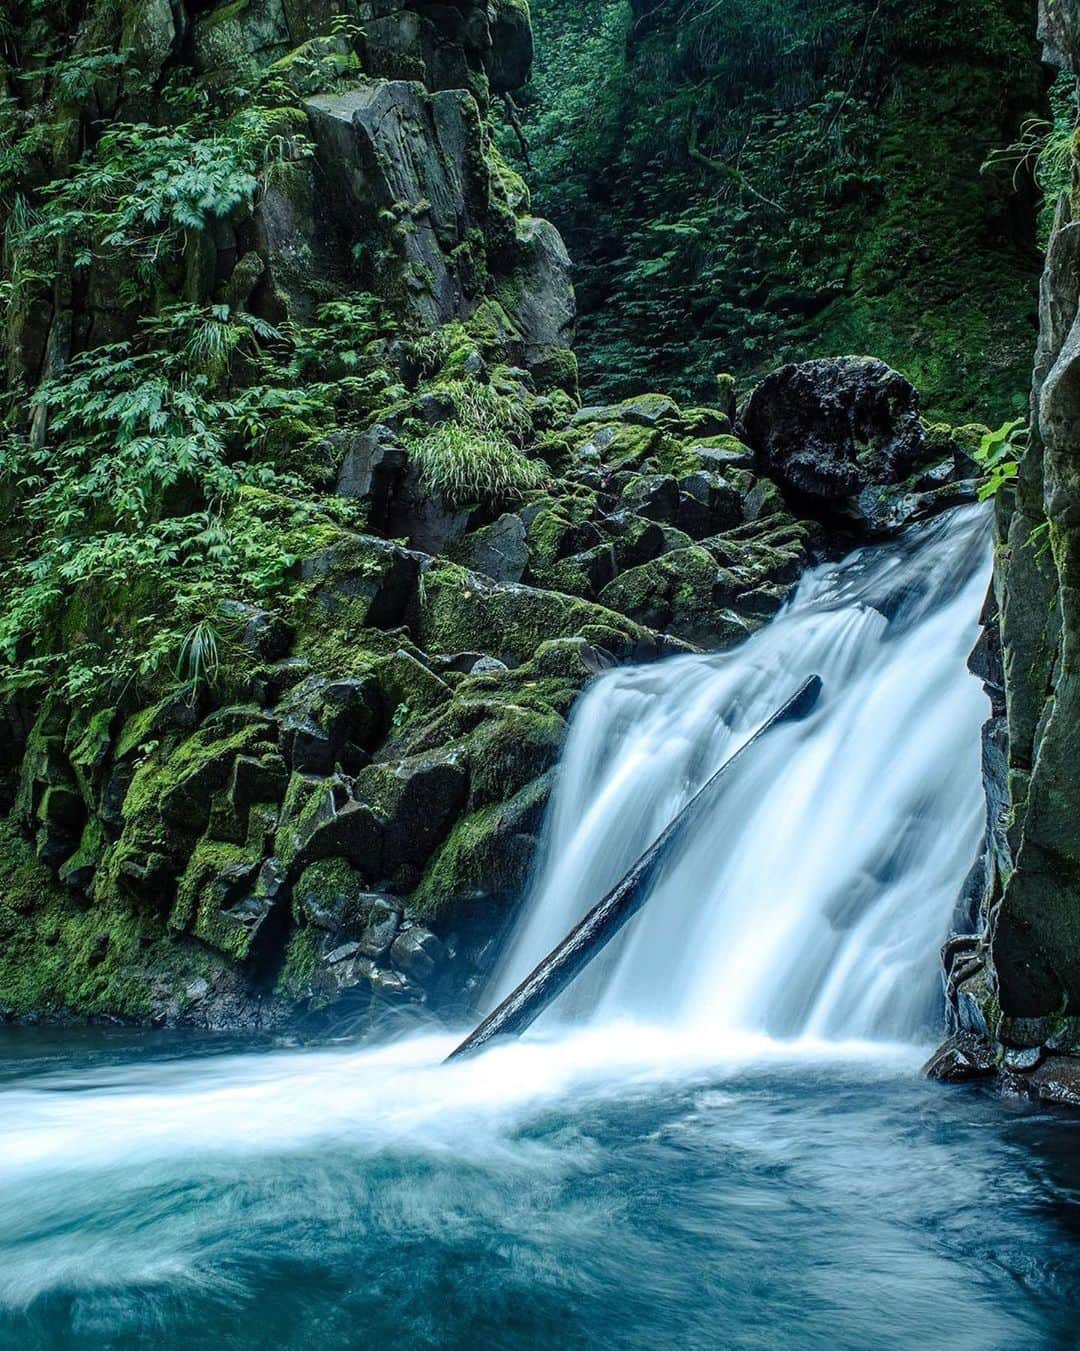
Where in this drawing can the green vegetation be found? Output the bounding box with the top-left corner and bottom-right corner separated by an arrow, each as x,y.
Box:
505,0 -> 1049,420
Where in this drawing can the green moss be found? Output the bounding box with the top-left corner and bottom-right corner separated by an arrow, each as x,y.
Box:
275,924 -> 322,999
412,775 -> 550,922
411,561 -> 647,666
0,820 -> 156,1020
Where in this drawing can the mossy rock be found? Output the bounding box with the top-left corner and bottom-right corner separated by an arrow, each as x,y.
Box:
412,774 -> 553,926
0,820 -> 158,1021
598,547 -> 753,649
408,563 -> 648,667
353,749 -> 469,880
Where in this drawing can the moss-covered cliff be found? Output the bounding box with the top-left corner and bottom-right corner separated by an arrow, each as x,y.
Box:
511,0 -> 1047,421
0,0 -> 1019,1032
0,0 -> 864,1028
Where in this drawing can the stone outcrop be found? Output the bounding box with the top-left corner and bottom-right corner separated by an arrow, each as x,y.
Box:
930,0 -> 1080,1102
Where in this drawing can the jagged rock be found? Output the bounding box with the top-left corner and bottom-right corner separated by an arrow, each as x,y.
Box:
306,81 -> 492,329
334,424 -> 407,519
277,674 -> 379,774
688,438 -> 756,472
601,511 -> 668,570
299,534 -> 423,627
374,650 -> 452,721
193,0 -> 291,77
454,514 -> 529,583
923,1031 -> 998,1083
354,750 -> 469,878
619,474 -> 680,524
264,34 -> 358,97
675,471 -> 743,539
413,773 -> 553,925
469,655 -> 509,675
390,925 -> 447,984
525,501 -> 603,586
598,548 -> 753,649
740,357 -> 927,506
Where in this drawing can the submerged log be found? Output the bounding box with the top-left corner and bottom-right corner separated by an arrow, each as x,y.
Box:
446,674 -> 824,1062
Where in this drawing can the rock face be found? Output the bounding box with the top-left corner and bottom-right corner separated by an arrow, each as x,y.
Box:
929,0 -> 1080,1101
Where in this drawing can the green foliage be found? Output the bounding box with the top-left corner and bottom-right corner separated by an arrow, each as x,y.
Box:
0,286 -> 396,703
3,109 -> 309,306
511,0 -> 1043,421
973,417 -> 1027,500
407,376 -> 543,508
411,421 -> 546,509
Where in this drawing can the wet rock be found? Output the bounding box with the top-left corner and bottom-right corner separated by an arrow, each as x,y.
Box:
326,940 -> 362,966
228,754 -> 289,810
740,357 -> 927,506
354,896 -> 403,959
251,658 -> 312,707
1003,1045 -> 1044,1071
185,977 -> 209,1005
1027,1055 -> 1080,1108
277,673 -> 381,774
923,1031 -> 998,1082
390,925 -> 447,985
369,966 -> 419,1001
690,439 -> 756,472
294,857 -> 367,932
295,800 -> 384,880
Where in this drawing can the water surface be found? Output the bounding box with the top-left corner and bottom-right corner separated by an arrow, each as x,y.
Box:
0,1027 -> 1078,1349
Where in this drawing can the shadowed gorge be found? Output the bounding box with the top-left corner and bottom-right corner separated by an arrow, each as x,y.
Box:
510,0 -> 1049,420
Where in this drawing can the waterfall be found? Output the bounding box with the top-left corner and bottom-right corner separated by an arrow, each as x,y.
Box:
492,505 -> 992,1044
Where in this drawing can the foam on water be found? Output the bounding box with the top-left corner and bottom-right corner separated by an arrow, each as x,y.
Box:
493,504 -> 992,1043
0,507 -> 1016,1342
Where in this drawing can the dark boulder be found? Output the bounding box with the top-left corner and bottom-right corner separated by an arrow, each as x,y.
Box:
390,925 -> 448,985
740,357 -> 927,506
454,514 -> 529,583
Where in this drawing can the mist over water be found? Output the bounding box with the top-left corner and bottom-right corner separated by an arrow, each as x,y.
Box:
4,506 -> 1080,1350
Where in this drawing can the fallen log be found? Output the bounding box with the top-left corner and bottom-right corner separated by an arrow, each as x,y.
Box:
446,674 -> 823,1062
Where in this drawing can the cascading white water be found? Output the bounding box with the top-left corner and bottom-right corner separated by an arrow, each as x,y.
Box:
493,505 -> 992,1044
